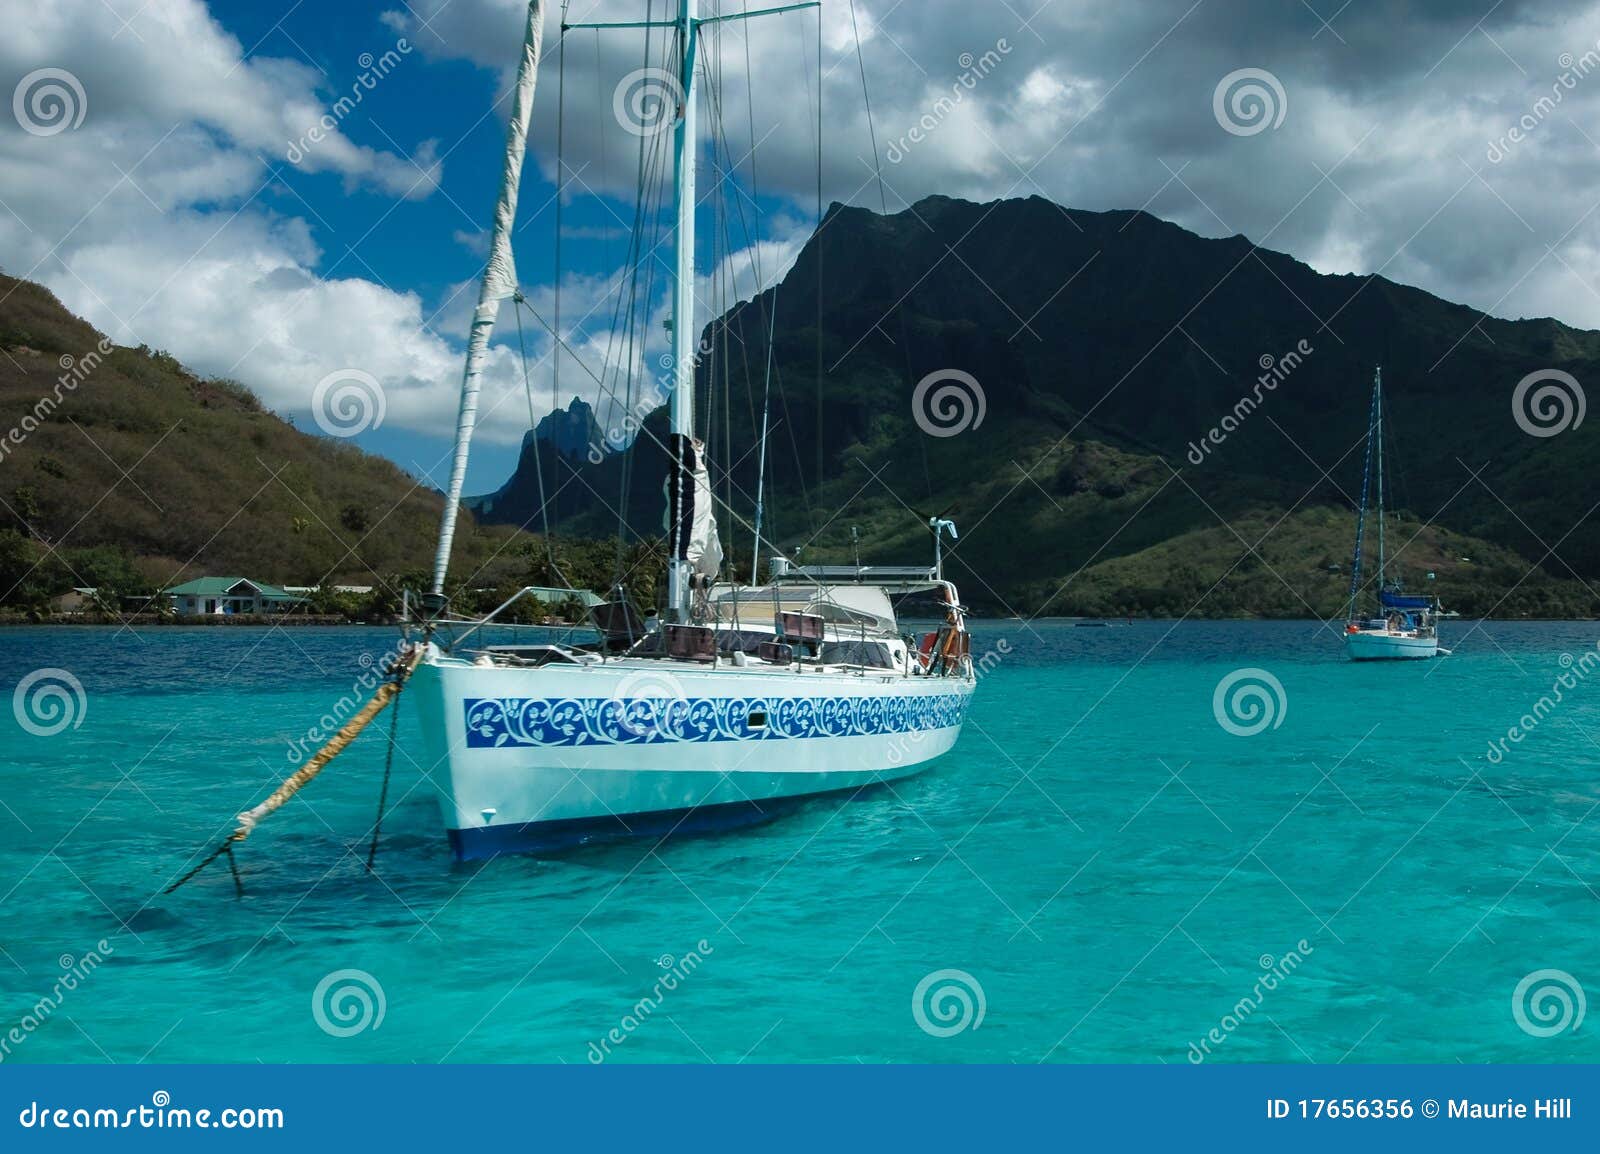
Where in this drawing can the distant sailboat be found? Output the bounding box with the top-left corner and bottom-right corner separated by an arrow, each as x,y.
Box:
1342,368 -> 1444,660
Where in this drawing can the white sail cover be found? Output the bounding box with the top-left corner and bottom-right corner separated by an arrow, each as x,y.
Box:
431,0 -> 545,595
688,438 -> 723,578
664,435 -> 723,579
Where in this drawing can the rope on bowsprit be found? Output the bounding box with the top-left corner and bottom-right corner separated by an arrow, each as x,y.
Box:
163,646 -> 425,897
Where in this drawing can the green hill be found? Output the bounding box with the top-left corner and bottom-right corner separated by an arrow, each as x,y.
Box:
0,273 -> 660,616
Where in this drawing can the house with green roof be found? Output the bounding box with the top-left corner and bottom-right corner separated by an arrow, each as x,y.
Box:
163,577 -> 305,617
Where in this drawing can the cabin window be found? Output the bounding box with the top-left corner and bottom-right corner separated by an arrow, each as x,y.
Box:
747,711 -> 767,729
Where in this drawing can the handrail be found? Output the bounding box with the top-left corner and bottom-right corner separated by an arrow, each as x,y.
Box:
438,586 -> 597,651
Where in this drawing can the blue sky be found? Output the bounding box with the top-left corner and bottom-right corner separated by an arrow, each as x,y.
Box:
7,0 -> 1600,496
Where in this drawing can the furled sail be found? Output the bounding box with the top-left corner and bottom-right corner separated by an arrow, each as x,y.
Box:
665,434 -> 723,580
430,0 -> 546,597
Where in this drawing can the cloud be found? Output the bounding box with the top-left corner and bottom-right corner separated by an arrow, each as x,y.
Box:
7,0 -> 1600,482
0,0 -> 528,449
389,0 -> 1600,329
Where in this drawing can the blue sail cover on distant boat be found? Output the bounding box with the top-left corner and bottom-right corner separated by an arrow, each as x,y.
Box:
1380,591 -> 1432,610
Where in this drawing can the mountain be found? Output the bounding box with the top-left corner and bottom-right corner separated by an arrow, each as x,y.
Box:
466,396 -> 603,527
532,395 -> 603,461
472,194 -> 1600,617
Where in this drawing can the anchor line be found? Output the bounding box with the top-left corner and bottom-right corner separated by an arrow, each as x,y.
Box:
163,646 -> 424,897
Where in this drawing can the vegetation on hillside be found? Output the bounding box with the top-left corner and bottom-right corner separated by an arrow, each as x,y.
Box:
0,274 -> 666,621
7,184 -> 1600,628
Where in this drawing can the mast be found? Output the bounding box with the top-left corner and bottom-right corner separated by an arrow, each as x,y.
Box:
430,1 -> 546,600
665,0 -> 699,620
1346,368 -> 1380,622
558,0 -> 815,617
1375,367 -> 1386,594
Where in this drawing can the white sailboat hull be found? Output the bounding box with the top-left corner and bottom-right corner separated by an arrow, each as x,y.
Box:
1343,630 -> 1438,661
410,652 -> 974,859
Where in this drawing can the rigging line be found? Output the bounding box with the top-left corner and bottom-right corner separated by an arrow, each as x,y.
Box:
513,296 -> 562,578
553,4 -> 571,527
514,291 -> 835,599
364,671 -> 404,872
596,4 -> 667,574
596,23 -> 608,274
814,4 -> 824,510
848,0 -> 887,215
556,2 -> 569,420
847,1 -> 927,499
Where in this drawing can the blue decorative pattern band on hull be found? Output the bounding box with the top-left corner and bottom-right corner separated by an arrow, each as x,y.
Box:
462,692 -> 970,748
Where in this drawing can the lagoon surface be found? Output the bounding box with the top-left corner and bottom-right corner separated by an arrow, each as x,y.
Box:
1,620 -> 1596,1063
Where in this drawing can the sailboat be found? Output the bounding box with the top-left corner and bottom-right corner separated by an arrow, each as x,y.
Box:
404,0 -> 977,859
1342,367 -> 1444,660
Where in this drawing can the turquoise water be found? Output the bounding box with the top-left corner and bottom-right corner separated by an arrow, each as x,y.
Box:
1,620 -> 1596,1064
